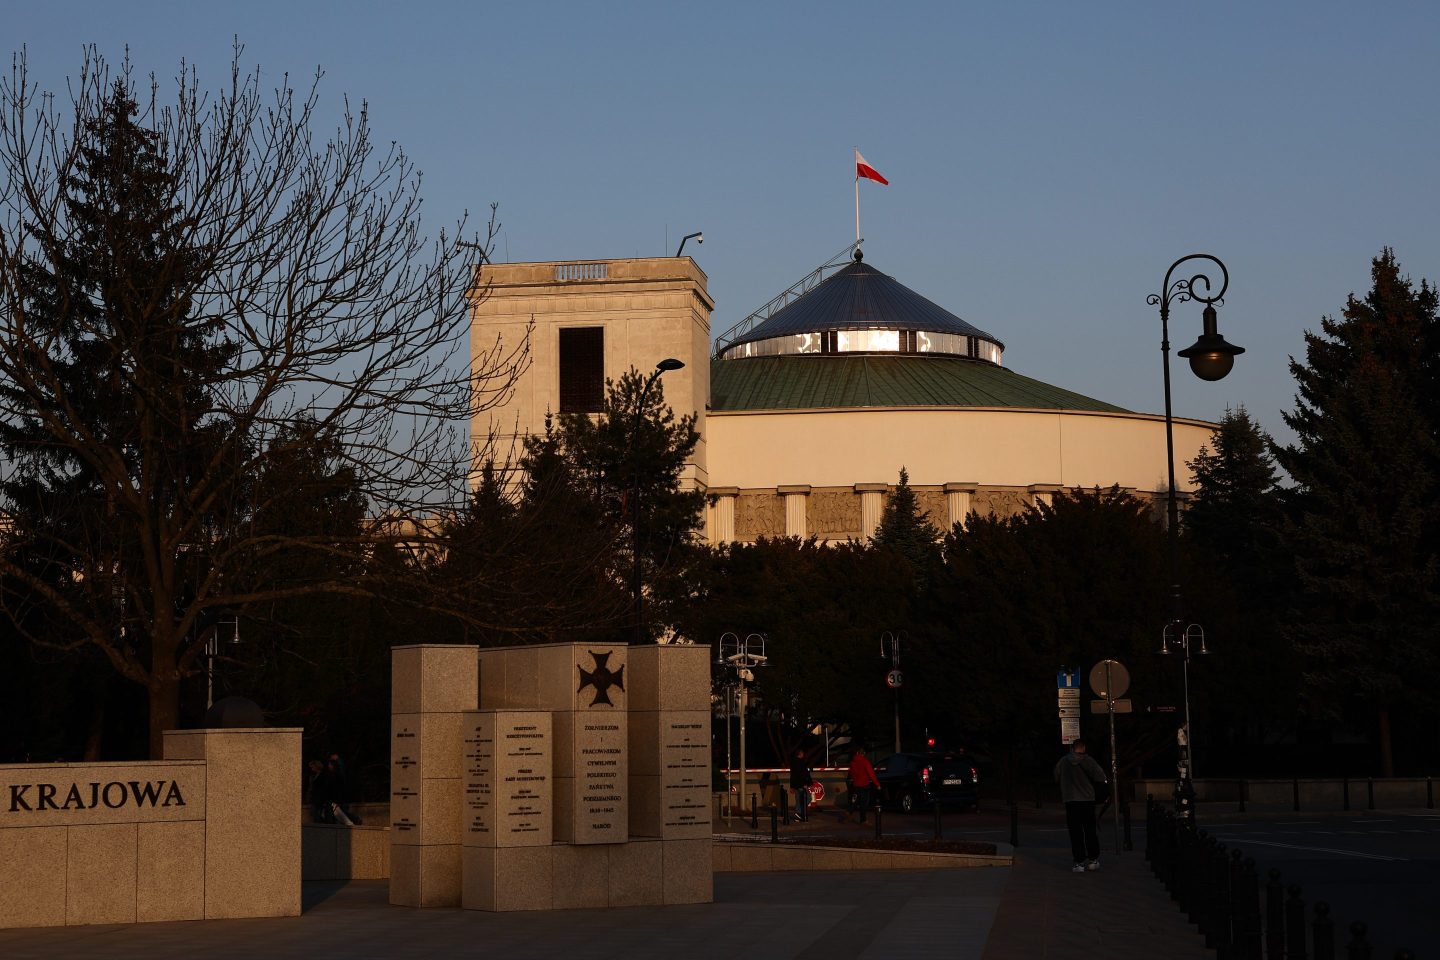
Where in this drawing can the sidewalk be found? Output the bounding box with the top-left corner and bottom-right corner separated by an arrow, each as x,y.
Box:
0,806 -> 1212,959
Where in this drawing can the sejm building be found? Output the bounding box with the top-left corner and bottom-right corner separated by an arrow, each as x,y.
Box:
469,248 -> 1215,543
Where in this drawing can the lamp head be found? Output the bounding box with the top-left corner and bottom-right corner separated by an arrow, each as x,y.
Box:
655,358 -> 685,373
1177,305 -> 1245,381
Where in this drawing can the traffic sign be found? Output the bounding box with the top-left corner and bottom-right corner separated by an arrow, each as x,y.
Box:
1057,669 -> 1080,689
1060,718 -> 1080,743
1091,699 -> 1133,714
1057,689 -> 1080,702
1057,706 -> 1080,718
1089,660 -> 1130,699
885,670 -> 903,689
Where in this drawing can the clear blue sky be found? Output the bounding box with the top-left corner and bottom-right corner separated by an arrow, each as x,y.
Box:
10,1 -> 1440,448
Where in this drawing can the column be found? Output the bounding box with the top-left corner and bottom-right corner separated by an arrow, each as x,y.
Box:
778,485 -> 810,538
944,482 -> 978,530
707,487 -> 737,544
855,483 -> 887,540
1029,483 -> 1062,510
390,643 -> 479,908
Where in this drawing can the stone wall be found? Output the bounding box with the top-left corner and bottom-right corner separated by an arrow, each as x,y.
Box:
0,728 -> 300,929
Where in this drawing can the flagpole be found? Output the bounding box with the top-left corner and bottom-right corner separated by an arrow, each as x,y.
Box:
854,147 -> 861,246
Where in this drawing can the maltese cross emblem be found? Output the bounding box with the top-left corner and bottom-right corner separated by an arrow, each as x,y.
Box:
577,650 -> 625,707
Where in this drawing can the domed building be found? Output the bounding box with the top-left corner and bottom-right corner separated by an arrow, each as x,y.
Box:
470,249 -> 1215,543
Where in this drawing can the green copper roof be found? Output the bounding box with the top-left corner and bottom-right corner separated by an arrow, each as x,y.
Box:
709,355 -> 1129,413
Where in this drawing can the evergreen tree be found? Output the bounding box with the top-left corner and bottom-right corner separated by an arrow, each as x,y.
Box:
1184,407 -> 1299,769
871,467 -> 942,587
0,51 -> 523,757
1186,406 -> 1286,585
1274,249 -> 1440,775
552,369 -> 704,642
0,80 -> 240,755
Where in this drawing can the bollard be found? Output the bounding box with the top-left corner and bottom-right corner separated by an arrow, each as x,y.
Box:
1234,857 -> 1263,960
1345,921 -> 1371,960
1122,800 -> 1132,851
1427,777 -> 1434,810
1202,838 -> 1229,949
934,796 -> 943,842
874,804 -> 883,839
1239,777 -> 1247,814
770,806 -> 778,843
1294,777 -> 1301,812
1009,801 -> 1019,848
1265,869 -> 1285,960
1343,776 -> 1350,812
1144,797 -> 1153,863
1312,902 -> 1334,960
1285,884 -> 1309,960
751,794 -> 758,829
1224,847 -> 1244,956
1366,779 -> 1375,811
780,785 -> 788,822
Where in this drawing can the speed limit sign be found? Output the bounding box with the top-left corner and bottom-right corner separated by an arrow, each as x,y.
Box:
886,669 -> 903,689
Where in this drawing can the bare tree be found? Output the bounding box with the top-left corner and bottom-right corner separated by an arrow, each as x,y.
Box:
0,45 -> 526,756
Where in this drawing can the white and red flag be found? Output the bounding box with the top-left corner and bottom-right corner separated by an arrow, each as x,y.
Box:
854,149 -> 889,185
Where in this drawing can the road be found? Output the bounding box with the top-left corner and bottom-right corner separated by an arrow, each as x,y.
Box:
1201,810 -> 1440,957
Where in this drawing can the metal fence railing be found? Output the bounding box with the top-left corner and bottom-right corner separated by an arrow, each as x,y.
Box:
1144,798 -> 1415,959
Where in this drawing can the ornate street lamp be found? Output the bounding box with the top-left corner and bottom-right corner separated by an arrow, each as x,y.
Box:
1147,254 -> 1243,819
631,358 -> 685,644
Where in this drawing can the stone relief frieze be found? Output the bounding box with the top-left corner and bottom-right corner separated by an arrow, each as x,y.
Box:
734,493 -> 785,541
807,491 -> 861,540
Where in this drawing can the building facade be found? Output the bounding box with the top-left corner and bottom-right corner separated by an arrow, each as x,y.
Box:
470,251 -> 1215,543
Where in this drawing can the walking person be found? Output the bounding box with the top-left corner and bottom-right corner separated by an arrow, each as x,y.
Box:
1053,738 -> 1108,872
789,748 -> 812,823
306,758 -> 333,824
845,744 -> 880,824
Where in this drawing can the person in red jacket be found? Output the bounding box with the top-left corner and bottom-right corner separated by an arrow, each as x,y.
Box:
846,745 -> 881,824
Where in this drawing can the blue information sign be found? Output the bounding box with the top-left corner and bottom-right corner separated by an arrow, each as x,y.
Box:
1056,669 -> 1080,689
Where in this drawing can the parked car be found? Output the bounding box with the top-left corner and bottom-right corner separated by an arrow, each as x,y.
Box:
873,751 -> 980,814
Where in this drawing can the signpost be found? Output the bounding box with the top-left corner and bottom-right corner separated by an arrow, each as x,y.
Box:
1088,659 -> 1129,855
1056,669 -> 1080,744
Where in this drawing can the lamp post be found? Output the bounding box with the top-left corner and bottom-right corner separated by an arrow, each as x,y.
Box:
631,358 -> 685,645
1146,254 -> 1244,819
718,632 -> 767,815
880,631 -> 903,754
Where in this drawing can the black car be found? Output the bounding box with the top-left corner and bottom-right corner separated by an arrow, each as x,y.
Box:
872,751 -> 980,814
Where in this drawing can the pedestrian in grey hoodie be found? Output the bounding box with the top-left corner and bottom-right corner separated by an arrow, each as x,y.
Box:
1053,739 -> 1107,872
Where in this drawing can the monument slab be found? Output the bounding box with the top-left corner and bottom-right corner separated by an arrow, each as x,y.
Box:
136,820 -> 205,923
627,644 -> 711,711
163,727 -> 302,920
0,826 -> 65,927
0,761 -> 205,828
608,838 -> 664,907
66,823 -> 138,925
462,711 -> 551,847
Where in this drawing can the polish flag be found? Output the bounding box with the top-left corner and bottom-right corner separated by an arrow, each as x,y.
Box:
855,149 -> 889,185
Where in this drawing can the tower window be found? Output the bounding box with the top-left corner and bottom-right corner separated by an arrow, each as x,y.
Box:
559,327 -> 605,412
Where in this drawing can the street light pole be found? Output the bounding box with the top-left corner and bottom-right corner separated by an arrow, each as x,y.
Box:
718,633 -> 767,815
1147,254 -> 1244,819
881,631 -> 902,754
630,358 -> 684,645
